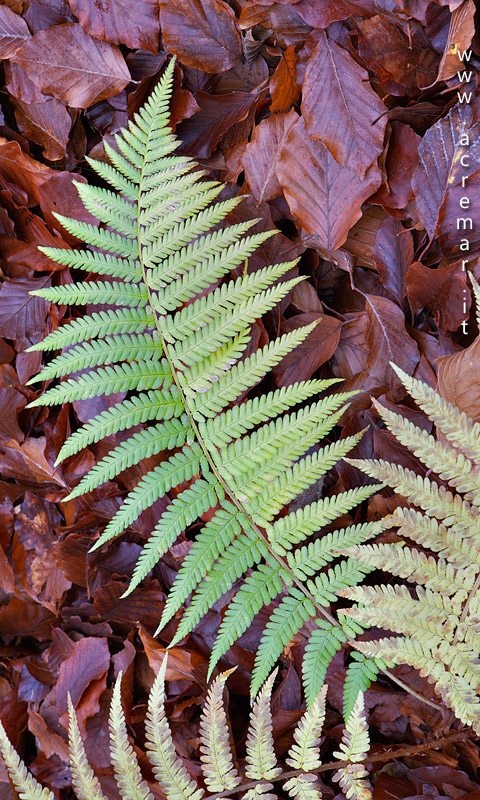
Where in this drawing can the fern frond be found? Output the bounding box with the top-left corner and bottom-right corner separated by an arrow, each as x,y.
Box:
199,670 -> 241,793
246,671 -> 282,781
343,655 -> 378,721
145,656 -> 204,800
109,674 -> 153,800
0,718 -> 54,800
302,622 -> 348,706
68,695 -> 107,800
27,307 -> 154,352
388,506 -> 480,569
333,693 -> 371,800
37,246 -> 141,281
286,685 -> 327,771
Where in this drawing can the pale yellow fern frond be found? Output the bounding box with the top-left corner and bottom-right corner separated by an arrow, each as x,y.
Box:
0,718 -> 54,800
68,695 -> 107,800
389,507 -> 480,569
199,669 -> 241,793
109,673 -> 153,800
145,656 -> 204,800
332,693 -> 371,800
246,670 -> 281,782
286,685 -> 327,772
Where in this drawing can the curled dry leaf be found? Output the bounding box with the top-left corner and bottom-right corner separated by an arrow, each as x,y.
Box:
371,121 -> 421,210
68,0 -> 160,54
277,115 -> 381,256
177,90 -> 257,158
269,45 -> 300,113
12,22 -> 131,108
301,30 -> 387,176
159,0 -> 242,73
434,0 -> 476,83
0,277 -> 50,341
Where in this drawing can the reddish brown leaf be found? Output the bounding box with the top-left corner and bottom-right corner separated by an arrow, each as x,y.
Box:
357,16 -> 438,94
412,103 -> 480,246
363,294 -> 420,395
273,312 -> 342,386
0,5 -> 30,59
12,97 -> 72,161
373,217 -> 414,304
176,91 -> 256,158
0,138 -> 53,206
0,594 -> 56,640
371,121 -> 421,210
138,625 -> 207,688
332,311 -> 370,381
437,168 -> 480,259
270,46 -> 300,113
93,579 -> 166,630
435,0 -> 475,82
242,109 -> 296,205
0,438 -> 69,495
0,387 -> 26,441
406,261 -> 468,331
159,0 -> 242,73
437,337 -> 480,422
277,115 -> 381,256
25,0 -> 75,34
12,23 -> 131,109
301,31 -> 387,176
38,172 -> 99,235
52,636 -> 110,715
68,0 -> 159,54
0,277 -> 50,341
292,0 -> 368,28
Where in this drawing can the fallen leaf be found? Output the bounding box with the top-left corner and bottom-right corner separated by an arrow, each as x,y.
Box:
242,109 -> 296,205
363,294 -> 420,395
373,216 -> 414,304
12,22 -> 131,108
0,387 -> 26,441
93,579 -> 166,629
435,0 -> 476,83
0,277 -> 50,340
12,97 -> 72,161
138,624 -> 207,687
68,0 -> 159,54
301,31 -> 387,176
412,102 -> 480,242
25,0 -> 76,34
292,0 -> 367,27
176,90 -> 257,158
437,336 -> 480,422
269,45 -> 300,113
158,0 -> 242,73
273,311 -> 342,386
0,138 -> 53,206
277,115 -> 381,256
0,438 -> 69,494
0,594 -> 56,641
371,121 -> 421,210
0,5 -> 30,59
406,261 -> 468,331
50,636 -> 110,715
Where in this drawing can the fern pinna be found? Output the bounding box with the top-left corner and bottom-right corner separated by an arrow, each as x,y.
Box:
338,357 -> 480,734
27,58 -> 379,702
0,656 -> 372,800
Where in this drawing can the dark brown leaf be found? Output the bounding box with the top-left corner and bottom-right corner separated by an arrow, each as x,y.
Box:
0,277 -> 50,340
273,312 -> 342,386
363,294 -> 420,395
277,115 -> 381,256
373,217 -> 414,304
176,91 -> 257,158
158,0 -> 242,73
0,387 -> 26,441
371,121 -> 421,210
406,260 -> 468,331
12,97 -> 72,161
242,109 -> 296,205
0,5 -> 30,59
301,31 -> 387,176
12,23 -> 131,108
435,0 -> 475,82
68,0 -> 159,54
437,336 -> 480,422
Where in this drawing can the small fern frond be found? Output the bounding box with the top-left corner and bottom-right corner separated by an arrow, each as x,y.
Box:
68,695 -> 107,800
333,693 -> 371,800
145,656 -> 204,800
0,718 -> 54,800
343,655 -> 379,721
199,669 -> 241,793
302,622 -> 348,707
246,670 -> 282,781
286,685 -> 326,771
109,674 -> 153,800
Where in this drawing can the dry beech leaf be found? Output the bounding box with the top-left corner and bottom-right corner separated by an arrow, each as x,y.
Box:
371,121 -> 421,210
159,0 -> 242,73
270,45 -> 300,113
0,387 -> 26,442
0,137 -> 54,206
12,96 -> 72,160
0,438 -> 69,493
373,216 -> 414,304
12,22 -> 131,108
242,109 -> 296,205
68,0 -> 159,53
363,294 -> 420,394
301,30 -> 387,176
406,261 -> 468,332
292,0 -> 368,28
412,103 -> 480,240
437,168 -> 480,259
331,311 -> 370,381
277,115 -> 381,256
435,0 -> 475,83
0,5 -> 30,59
437,337 -> 480,422
176,90 -> 256,158
342,206 -> 387,268
273,311 -> 342,386
0,277 -> 50,340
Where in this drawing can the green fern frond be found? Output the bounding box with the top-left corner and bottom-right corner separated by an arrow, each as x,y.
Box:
343,655 -> 379,721
27,57 -> 379,704
302,622 -> 348,707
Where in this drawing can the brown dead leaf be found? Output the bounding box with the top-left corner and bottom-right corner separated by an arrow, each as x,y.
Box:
0,138 -> 53,206
301,31 -> 387,176
50,636 -> 110,716
270,45 -> 300,113
68,0 -> 159,54
159,0 -> 242,73
363,294 -> 420,395
435,0 -> 476,83
12,23 -> 131,108
277,115 -> 381,256
0,277 -> 50,341
0,594 -> 56,641
242,109 -> 296,205
406,261 -> 468,331
12,97 -> 72,161
176,91 -> 257,158
371,121 -> 421,210
273,312 -> 342,386
0,438 -> 69,494
0,5 -> 30,59
138,624 -> 207,688
373,217 -> 414,304
437,337 -> 480,422
0,387 -> 26,441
